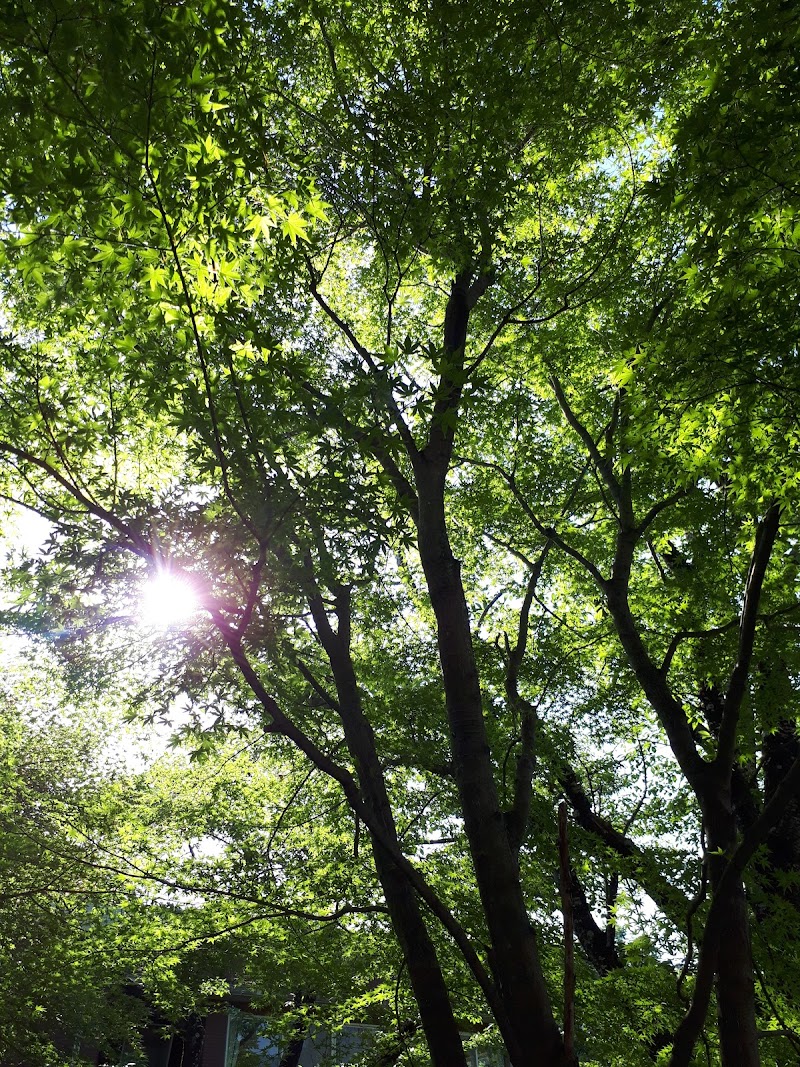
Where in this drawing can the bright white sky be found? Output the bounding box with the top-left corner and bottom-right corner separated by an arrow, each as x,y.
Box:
139,570 -> 201,628
6,504 -> 201,629
9,505 -> 52,555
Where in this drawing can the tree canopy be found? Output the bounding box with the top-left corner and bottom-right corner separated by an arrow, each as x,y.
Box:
1,1 -> 799,1065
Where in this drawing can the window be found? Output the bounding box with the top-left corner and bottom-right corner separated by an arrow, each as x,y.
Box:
224,1011 -> 379,1067
225,1012 -> 282,1067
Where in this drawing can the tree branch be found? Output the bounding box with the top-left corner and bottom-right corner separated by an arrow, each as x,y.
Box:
503,550 -> 549,852
660,618 -> 741,676
550,375 -> 623,515
568,866 -> 622,975
560,763 -> 689,927
605,528 -> 705,786
0,442 -> 147,553
637,489 -> 693,536
300,381 -> 418,522
668,750 -> 800,1067
305,261 -> 420,461
716,504 -> 781,773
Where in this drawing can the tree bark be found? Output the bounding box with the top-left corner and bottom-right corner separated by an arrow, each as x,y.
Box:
703,793 -> 759,1067
558,803 -> 577,1067
414,459 -> 564,1067
402,275 -> 565,1066
277,1031 -> 305,1067
599,505 -> 781,1067
559,761 -> 690,928
567,866 -> 621,976
309,587 -> 467,1067
167,1015 -> 204,1067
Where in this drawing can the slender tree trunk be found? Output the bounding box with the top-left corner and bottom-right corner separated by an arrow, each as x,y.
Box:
276,994 -> 313,1067
370,843 -> 466,1067
309,590 -> 467,1067
414,460 -> 564,1067
704,795 -> 760,1067
715,883 -> 759,1066
601,506 -> 780,1067
167,1015 -> 204,1067
558,803 -> 577,1067
380,273 -> 566,1066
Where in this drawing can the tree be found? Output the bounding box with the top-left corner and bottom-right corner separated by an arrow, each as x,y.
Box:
0,640 -> 403,1067
0,660 -> 188,1067
1,1 -> 799,1064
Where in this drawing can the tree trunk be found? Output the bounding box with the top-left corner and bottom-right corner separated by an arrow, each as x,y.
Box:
309,590 -> 467,1067
601,512 -> 777,1067
704,794 -> 759,1067
382,272 -> 567,1066
414,459 -> 565,1067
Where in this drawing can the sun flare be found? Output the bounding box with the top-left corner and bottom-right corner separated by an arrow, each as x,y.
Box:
139,571 -> 200,628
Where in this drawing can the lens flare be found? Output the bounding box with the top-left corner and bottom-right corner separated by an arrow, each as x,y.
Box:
139,571 -> 200,628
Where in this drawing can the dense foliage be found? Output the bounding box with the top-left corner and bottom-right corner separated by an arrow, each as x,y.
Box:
1,1 -> 799,1064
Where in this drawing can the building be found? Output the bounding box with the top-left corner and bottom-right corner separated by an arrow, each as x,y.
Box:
112,1005 -> 507,1067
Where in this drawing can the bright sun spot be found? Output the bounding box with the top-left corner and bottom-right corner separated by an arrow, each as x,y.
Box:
139,572 -> 200,628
